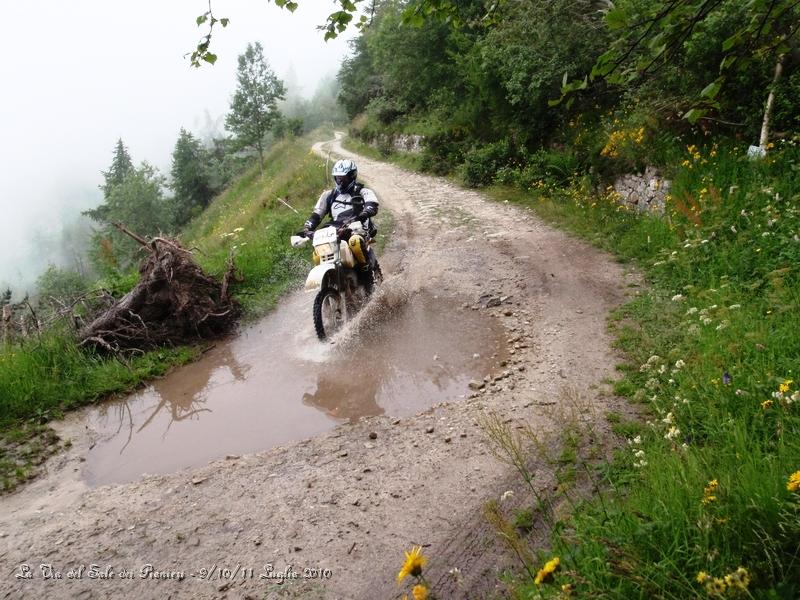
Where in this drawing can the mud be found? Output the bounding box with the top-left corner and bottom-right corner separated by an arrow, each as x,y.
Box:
85,291 -> 505,486
0,133 -> 637,600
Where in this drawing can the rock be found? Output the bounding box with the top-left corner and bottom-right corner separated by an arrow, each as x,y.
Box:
468,380 -> 485,390
368,432 -> 378,440
191,477 -> 206,485
338,451 -> 349,458
425,426 -> 435,434
225,454 -> 240,460
444,437 -> 452,443
504,310 -> 513,316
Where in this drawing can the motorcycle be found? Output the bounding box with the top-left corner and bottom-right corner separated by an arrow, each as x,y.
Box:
291,221 -> 379,340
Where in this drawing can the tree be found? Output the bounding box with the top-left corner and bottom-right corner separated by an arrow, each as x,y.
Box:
85,163 -> 172,270
170,128 -> 213,227
100,138 -> 134,199
225,42 -> 286,174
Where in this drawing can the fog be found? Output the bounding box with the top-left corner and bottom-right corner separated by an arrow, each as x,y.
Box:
0,0 -> 355,295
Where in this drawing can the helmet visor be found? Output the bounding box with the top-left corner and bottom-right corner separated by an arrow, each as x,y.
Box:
334,174 -> 352,187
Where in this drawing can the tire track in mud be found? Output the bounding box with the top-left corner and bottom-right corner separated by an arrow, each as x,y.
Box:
0,134 -> 636,600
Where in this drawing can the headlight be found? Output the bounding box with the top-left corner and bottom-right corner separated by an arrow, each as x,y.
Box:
314,242 -> 336,261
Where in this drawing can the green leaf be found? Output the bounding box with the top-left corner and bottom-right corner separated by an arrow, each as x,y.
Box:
203,52 -> 217,65
286,1 -> 298,11
196,14 -> 208,26
722,32 -> 742,51
683,108 -> 707,123
605,7 -> 628,30
220,18 -> 229,27
700,79 -> 722,100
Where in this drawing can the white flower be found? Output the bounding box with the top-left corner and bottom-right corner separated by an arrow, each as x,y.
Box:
634,459 -> 648,468
647,355 -> 661,365
701,316 -> 713,325
728,304 -> 741,310
665,426 -> 681,441
646,378 -> 659,390
686,307 -> 698,315
640,363 -> 651,372
658,364 -> 667,374
671,294 -> 684,302
634,449 -> 645,458
675,359 -> 685,369
669,378 -> 676,385
730,225 -> 737,234
715,320 -> 729,331
662,412 -> 674,425
501,490 -> 515,502
233,227 -> 244,233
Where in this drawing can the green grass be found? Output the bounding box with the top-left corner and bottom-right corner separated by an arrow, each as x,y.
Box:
0,133 -> 333,491
480,143 -> 800,597
351,132 -> 800,597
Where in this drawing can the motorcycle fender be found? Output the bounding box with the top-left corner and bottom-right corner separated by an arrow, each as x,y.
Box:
305,264 -> 335,292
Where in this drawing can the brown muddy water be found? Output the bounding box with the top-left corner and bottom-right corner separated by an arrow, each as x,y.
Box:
85,289 -> 506,486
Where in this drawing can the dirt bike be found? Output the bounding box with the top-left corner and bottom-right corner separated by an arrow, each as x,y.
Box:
291,221 -> 379,341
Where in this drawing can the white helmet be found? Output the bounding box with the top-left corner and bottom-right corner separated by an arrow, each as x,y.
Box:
332,159 -> 357,193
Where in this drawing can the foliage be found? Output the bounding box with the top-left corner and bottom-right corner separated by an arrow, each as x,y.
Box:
225,42 -> 286,169
482,141 -> 800,598
170,128 -> 214,227
84,162 -> 173,271
98,138 -> 134,201
35,265 -> 89,306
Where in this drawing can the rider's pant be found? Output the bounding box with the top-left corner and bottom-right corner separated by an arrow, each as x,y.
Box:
348,234 -> 369,268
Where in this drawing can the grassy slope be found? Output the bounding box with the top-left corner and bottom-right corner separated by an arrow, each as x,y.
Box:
345,135 -> 800,598
0,134 -> 330,491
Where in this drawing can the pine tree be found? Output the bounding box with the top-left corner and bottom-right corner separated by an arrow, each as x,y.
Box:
170,128 -> 213,227
225,42 -> 286,174
101,139 -> 134,199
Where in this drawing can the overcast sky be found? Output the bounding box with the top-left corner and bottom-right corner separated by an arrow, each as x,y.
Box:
0,0 -> 355,292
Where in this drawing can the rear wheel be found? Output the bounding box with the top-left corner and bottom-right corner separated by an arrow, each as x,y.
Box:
313,288 -> 344,340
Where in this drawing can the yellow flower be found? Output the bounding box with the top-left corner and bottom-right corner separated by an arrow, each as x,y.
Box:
761,400 -> 773,410
705,577 -> 727,595
397,546 -> 427,583
779,379 -> 793,393
697,571 -> 711,584
787,470 -> 800,492
702,479 -> 719,505
724,566 -> 750,590
534,556 -> 560,584
411,584 -> 429,600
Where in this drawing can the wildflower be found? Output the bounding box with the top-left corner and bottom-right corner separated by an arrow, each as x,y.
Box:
671,294 -> 684,302
665,426 -> 681,441
501,490 -> 515,502
658,364 -> 667,374
534,557 -> 560,584
697,571 -> 711,584
233,227 -> 244,233
397,546 -> 427,583
647,355 -> 661,365
724,567 -> 750,591
662,412 -> 674,425
761,400 -> 773,410
675,359 -> 685,369
686,307 -> 698,315
701,316 -> 713,325
715,320 -> 729,331
702,479 -> 718,504
779,380 -> 793,394
787,471 -> 800,492
706,577 -> 727,595
411,584 -> 429,600
728,304 -> 741,310
722,372 -> 732,385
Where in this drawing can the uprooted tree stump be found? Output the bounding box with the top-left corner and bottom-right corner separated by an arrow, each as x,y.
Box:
79,224 -> 241,353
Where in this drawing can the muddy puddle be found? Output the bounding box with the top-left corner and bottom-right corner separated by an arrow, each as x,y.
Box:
84,289 -> 506,486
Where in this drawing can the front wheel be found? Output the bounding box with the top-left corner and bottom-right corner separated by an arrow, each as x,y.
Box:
313,288 -> 344,341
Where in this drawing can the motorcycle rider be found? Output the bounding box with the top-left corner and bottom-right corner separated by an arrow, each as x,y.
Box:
303,159 -> 381,284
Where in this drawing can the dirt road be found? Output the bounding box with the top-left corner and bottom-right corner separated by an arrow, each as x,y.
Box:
0,134 -> 634,599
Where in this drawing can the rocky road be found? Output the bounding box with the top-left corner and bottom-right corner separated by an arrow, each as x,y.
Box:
0,134 -> 636,599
